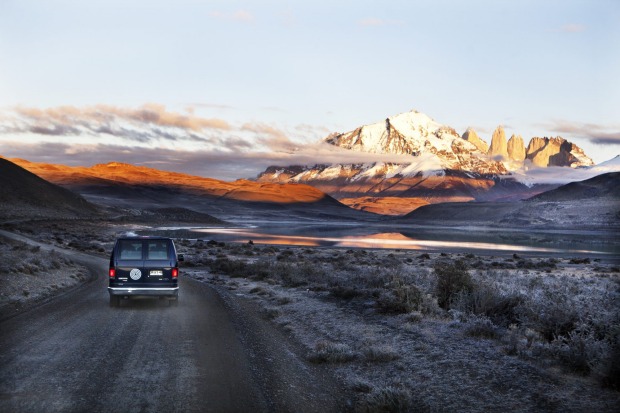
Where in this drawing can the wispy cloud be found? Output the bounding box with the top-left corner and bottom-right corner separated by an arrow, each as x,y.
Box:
0,103 -> 462,180
186,102 -> 236,111
560,23 -> 586,33
0,104 -> 255,154
543,119 -> 620,145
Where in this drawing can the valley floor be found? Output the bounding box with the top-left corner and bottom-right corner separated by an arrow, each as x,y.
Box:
1,219 -> 619,411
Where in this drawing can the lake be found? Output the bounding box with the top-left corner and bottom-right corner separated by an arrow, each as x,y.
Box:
137,222 -> 620,259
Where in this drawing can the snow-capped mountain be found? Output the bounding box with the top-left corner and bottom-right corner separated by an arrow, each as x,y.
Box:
323,110 -> 507,174
257,110 -> 596,215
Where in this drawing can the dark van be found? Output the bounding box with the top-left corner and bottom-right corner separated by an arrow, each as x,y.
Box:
108,237 -> 183,307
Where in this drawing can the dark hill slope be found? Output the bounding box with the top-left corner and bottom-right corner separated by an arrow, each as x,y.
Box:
0,158 -> 98,220
529,172 -> 620,201
401,172 -> 620,230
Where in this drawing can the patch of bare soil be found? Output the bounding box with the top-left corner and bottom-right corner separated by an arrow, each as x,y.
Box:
178,240 -> 620,412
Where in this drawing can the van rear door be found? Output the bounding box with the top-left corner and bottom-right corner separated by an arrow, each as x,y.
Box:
143,239 -> 175,282
115,239 -> 145,283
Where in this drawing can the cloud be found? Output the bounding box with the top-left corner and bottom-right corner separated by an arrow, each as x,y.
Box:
186,103 -> 236,111
543,119 -> 620,145
560,24 -> 586,33
2,104 -> 234,146
0,103 -> 441,180
513,161 -> 620,185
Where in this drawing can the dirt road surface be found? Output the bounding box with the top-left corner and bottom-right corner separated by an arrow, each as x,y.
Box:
0,232 -> 343,412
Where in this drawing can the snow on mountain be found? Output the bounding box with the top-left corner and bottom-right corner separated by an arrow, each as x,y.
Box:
591,154 -> 620,172
323,110 -> 506,175
257,109 -> 601,214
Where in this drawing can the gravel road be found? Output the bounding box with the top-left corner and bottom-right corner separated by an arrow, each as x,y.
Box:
0,233 -> 342,412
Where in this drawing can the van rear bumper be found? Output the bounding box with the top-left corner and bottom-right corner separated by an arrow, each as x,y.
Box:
108,287 -> 178,297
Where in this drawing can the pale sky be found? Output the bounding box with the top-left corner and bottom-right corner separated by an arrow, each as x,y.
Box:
0,0 -> 619,180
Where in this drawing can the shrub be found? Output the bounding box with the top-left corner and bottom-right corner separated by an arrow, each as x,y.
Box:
330,284 -> 361,299
376,274 -> 425,314
519,294 -> 579,342
246,260 -> 271,280
553,325 -> 607,375
463,316 -> 499,339
361,344 -> 400,362
209,257 -> 248,277
356,386 -> 428,413
308,341 -> 357,363
454,281 -> 523,327
434,259 -> 473,310
272,262 -> 307,287
276,250 -> 295,261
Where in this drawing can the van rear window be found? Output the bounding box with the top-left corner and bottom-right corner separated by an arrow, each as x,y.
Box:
146,240 -> 170,260
119,240 -> 143,260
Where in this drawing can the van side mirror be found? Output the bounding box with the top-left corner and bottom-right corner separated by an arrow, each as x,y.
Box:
177,254 -> 185,262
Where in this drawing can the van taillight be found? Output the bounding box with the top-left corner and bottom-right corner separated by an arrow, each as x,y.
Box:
109,268 -> 115,278
172,268 -> 178,278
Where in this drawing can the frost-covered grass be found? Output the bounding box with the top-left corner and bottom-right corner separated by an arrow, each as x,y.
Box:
0,236 -> 90,317
181,239 -> 620,411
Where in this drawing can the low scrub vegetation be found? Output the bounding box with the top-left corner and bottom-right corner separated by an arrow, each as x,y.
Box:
180,240 -> 620,410
0,236 -> 87,314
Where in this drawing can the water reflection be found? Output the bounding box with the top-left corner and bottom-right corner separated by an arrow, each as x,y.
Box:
151,225 -> 620,255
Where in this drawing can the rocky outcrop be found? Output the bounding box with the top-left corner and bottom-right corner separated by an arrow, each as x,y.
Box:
507,134 -> 526,161
525,137 -> 594,168
462,128 -> 488,153
487,126 -> 508,160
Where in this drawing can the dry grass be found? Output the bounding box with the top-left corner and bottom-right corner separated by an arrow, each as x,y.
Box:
0,236 -> 89,315
181,240 -> 620,411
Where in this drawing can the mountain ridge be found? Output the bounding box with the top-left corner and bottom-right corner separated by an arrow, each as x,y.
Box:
7,158 -> 333,205
400,172 -> 620,231
258,109 -> 599,215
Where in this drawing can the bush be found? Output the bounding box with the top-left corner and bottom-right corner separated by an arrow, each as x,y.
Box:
455,282 -> 523,327
330,284 -> 361,299
356,386 -> 428,413
361,344 -> 400,362
376,274 -> 425,314
520,294 -> 579,342
434,260 -> 473,310
553,324 -> 608,375
209,257 -> 248,277
377,286 -> 423,314
463,316 -> 499,339
308,341 -> 357,363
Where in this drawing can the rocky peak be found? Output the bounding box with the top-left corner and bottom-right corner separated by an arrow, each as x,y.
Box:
525,137 -> 594,168
507,134 -> 525,161
325,110 -> 446,156
462,128 -> 489,153
487,126 -> 508,160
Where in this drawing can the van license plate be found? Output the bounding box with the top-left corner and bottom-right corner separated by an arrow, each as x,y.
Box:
149,270 -> 163,276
